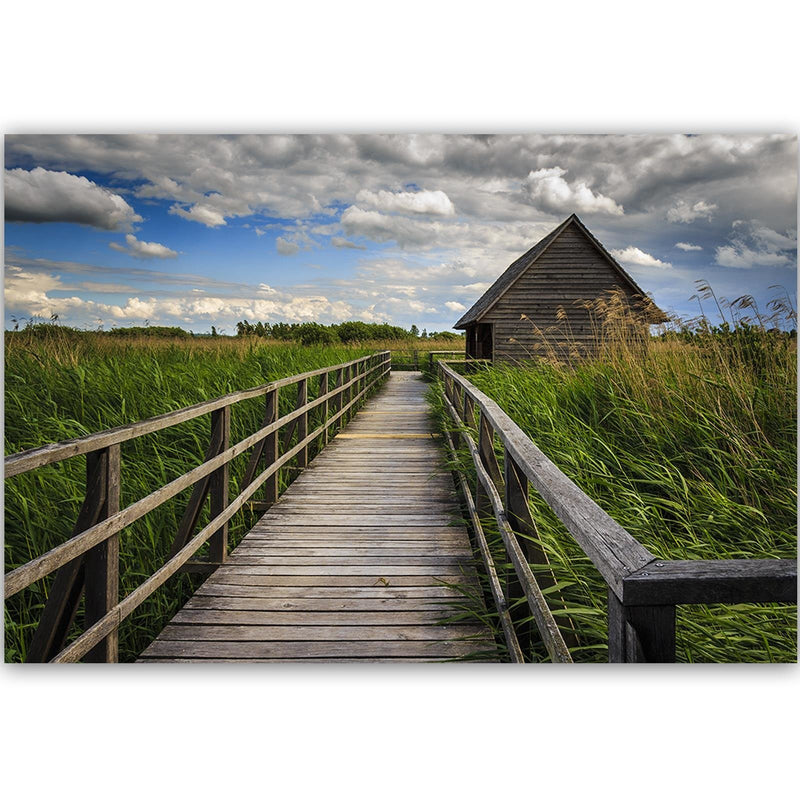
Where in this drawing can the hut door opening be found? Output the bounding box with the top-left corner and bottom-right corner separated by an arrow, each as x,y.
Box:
476,323 -> 493,361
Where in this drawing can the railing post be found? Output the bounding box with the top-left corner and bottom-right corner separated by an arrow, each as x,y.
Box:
334,367 -> 344,431
297,378 -> 308,468
208,406 -> 231,563
475,411 -> 502,519
463,392 -> 475,427
84,443 -> 121,663
607,589 -> 676,663
264,388 -> 279,505
413,350 -> 418,370
321,371 -> 330,446
345,365 -> 352,422
28,445 -> 120,662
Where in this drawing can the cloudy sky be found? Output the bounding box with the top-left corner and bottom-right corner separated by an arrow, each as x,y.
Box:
4,134 -> 797,333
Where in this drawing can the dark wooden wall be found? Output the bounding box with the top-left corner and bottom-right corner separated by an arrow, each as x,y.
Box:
482,225 -> 645,361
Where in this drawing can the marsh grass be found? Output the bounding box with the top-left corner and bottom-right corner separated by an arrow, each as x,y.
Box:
4,331 -> 386,662
433,290 -> 796,662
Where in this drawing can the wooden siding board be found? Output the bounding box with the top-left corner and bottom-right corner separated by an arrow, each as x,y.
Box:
455,214 -> 664,333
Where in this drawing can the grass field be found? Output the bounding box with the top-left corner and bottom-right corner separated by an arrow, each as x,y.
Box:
434,319 -> 797,662
5,319 -> 795,663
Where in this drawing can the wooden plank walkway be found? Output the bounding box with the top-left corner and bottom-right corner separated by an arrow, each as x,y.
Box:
139,372 -> 498,662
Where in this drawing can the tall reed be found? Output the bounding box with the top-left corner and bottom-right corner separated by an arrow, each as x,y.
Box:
435,290 -> 796,662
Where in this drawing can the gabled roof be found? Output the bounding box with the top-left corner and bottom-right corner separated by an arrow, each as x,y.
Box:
454,213 -> 666,328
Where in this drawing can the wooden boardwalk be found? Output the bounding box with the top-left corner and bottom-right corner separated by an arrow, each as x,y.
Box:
139,372 -> 497,662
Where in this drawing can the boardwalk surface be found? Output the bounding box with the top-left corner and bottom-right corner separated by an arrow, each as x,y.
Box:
139,372 -> 497,662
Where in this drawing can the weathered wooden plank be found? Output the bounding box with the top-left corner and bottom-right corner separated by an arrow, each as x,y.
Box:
169,608 -> 474,626
227,555 -> 473,568
622,558 -> 797,606
137,657 -> 442,662
233,545 -> 469,556
196,565 -> 477,577
196,585 -> 463,599
182,596 -> 465,612
246,525 -> 465,535
205,573 -> 476,587
139,639 -> 496,659
153,623 -> 489,641
257,514 -> 456,526
266,506 -> 460,516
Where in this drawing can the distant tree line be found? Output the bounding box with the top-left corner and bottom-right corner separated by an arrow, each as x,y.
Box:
235,320 -> 464,345
7,315 -> 464,343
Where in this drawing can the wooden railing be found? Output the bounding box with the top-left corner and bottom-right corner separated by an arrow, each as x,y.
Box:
437,360 -> 797,663
4,351 -> 391,663
387,349 -> 466,371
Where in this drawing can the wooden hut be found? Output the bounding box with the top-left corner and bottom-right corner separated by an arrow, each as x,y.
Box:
454,213 -> 666,362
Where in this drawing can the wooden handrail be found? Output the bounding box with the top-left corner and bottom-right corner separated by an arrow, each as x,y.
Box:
440,389 -> 572,662
4,351 -> 391,662
436,360 -> 797,663
52,363 -> 390,663
438,361 -> 655,597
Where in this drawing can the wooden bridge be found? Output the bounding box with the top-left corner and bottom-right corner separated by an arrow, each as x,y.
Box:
4,351 -> 797,663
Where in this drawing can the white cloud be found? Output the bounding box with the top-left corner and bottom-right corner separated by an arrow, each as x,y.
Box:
525,167 -> 624,216
715,246 -> 790,268
340,206 -> 444,246
355,188 -> 455,216
445,300 -> 466,312
109,234 -> 178,259
611,246 -> 672,270
5,167 -> 142,230
330,236 -> 366,250
169,203 -> 227,227
714,220 -> 796,269
675,242 -> 703,251
667,199 -> 717,223
275,237 -> 300,255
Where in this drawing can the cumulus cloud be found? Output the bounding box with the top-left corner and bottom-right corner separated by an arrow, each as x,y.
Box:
5,167 -> 142,230
330,236 -> 366,249
340,206 -> 444,247
675,242 -> 703,251
714,220 -> 796,268
276,237 -> 300,255
525,167 -> 624,216
444,300 -> 466,312
355,188 -> 455,216
169,203 -> 227,227
667,199 -> 718,223
611,246 -> 672,270
109,234 -> 178,259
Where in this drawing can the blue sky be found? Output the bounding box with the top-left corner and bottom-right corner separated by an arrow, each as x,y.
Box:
4,134 -> 797,333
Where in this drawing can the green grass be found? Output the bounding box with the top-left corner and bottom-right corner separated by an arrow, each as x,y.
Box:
433,327 -> 797,662
4,330 -> 388,662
